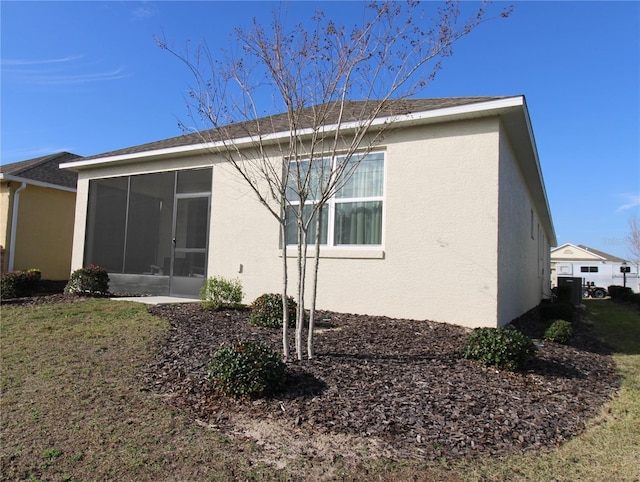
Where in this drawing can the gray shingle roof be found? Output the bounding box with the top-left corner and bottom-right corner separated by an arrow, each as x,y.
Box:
1,152 -> 80,189
576,245 -> 628,263
79,96 -> 507,161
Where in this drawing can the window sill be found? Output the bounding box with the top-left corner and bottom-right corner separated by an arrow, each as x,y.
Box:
281,247 -> 385,259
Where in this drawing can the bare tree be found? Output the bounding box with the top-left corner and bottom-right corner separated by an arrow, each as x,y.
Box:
627,214 -> 640,265
157,1 -> 511,360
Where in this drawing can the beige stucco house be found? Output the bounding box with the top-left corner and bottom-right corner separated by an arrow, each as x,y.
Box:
61,96 -> 556,328
0,152 -> 80,280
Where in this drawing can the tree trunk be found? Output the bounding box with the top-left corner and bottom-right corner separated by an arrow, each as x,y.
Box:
307,208 -> 323,359
280,216 -> 290,360
295,214 -> 307,360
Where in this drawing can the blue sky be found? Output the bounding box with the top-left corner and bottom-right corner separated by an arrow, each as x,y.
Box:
1,1 -> 639,259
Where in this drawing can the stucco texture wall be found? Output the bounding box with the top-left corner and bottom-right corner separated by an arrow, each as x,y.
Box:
205,118 -> 502,328
12,185 -> 76,280
497,122 -> 550,326
69,115 -> 548,329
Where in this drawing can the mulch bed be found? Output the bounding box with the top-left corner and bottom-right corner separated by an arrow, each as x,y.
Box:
141,302 -> 620,461
4,294 -> 619,460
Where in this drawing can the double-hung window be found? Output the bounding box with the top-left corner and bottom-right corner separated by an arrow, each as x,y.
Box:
285,152 -> 384,247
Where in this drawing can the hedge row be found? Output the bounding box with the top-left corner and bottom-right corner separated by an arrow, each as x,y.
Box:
0,269 -> 41,299
608,285 -> 640,307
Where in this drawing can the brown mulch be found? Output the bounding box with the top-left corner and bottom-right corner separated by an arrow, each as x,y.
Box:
141,302 -> 620,461
4,294 -> 619,460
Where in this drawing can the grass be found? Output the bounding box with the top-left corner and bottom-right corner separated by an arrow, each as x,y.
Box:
0,300 -> 284,481
1,298 -> 638,481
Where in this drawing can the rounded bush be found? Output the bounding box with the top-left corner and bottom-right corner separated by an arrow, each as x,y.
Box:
200,276 -> 243,310
0,269 -> 41,299
64,265 -> 109,296
463,327 -> 535,371
608,285 -> 640,307
208,340 -> 286,399
608,285 -> 632,299
544,319 -> 573,344
249,293 -> 297,328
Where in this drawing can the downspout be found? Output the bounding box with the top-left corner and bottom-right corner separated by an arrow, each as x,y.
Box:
8,182 -> 27,272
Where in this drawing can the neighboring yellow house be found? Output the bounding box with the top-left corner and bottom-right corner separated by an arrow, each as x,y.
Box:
0,152 -> 80,280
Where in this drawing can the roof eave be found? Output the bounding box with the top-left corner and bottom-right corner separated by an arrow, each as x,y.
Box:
499,99 -> 557,246
550,243 -> 606,261
56,95 -> 556,246
550,243 -> 630,263
0,173 -> 77,192
60,96 -> 526,171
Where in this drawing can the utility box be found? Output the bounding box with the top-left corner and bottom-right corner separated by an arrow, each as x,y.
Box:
557,277 -> 583,305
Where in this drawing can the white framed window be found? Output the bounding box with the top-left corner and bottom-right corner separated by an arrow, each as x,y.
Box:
285,152 -> 384,247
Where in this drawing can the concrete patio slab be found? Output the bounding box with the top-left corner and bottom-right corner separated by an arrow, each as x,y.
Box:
113,296 -> 200,305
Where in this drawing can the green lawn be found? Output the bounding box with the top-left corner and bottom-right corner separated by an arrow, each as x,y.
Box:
1,299 -> 638,481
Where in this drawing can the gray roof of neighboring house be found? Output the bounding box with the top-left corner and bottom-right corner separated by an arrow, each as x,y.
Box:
0,152 -> 80,189
552,243 -> 628,263
577,245 -> 628,263
78,96 -> 507,161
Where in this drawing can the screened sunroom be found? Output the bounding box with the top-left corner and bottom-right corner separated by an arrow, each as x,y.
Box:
83,167 -> 212,297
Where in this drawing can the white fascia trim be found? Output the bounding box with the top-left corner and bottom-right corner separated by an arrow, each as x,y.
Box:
0,173 -> 76,193
551,242 -> 578,253
60,96 -> 525,171
393,95 -> 523,124
518,98 -> 557,246
551,243 -> 607,261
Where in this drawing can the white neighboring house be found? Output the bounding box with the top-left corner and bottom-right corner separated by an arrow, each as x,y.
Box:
551,243 -> 639,294
61,96 -> 556,329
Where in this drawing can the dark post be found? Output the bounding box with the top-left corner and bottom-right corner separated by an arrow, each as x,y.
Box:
620,262 -> 629,287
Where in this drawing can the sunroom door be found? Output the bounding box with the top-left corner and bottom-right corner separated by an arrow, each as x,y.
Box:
170,194 -> 210,297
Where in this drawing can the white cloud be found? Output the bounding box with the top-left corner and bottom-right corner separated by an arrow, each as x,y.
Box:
616,193 -> 640,212
26,67 -> 129,85
132,5 -> 157,19
1,56 -> 130,85
1,56 -> 84,66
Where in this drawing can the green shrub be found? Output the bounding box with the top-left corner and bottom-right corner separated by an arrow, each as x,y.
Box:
539,301 -> 574,322
248,293 -> 297,328
608,285 -> 631,299
544,319 -> 573,344
200,276 -> 243,310
463,327 -> 535,371
208,340 -> 286,399
625,292 -> 640,307
64,265 -> 109,296
607,285 -> 640,307
0,269 -> 41,299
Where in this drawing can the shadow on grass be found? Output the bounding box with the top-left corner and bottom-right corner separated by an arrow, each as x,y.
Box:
586,299 -> 640,356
